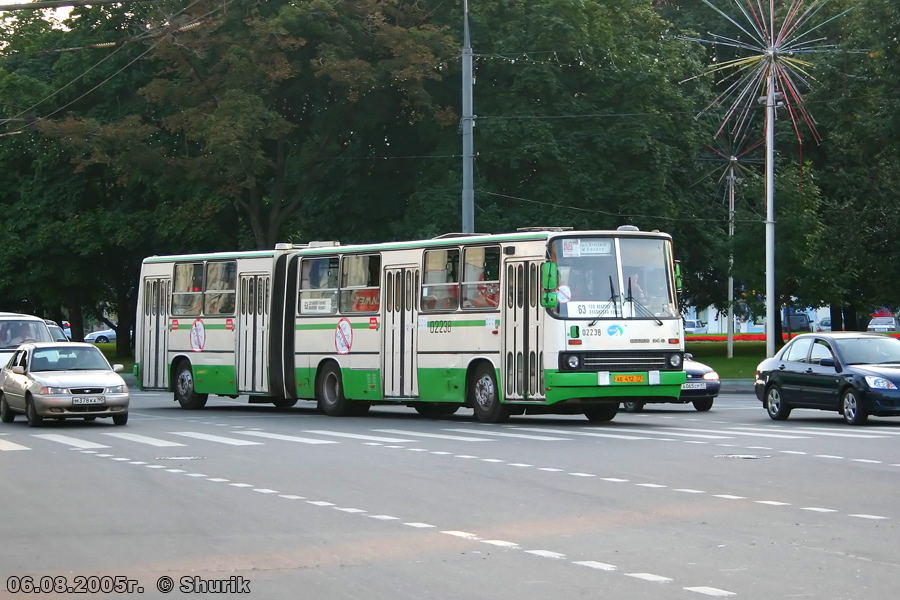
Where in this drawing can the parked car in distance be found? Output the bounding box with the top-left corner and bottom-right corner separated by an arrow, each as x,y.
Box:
817,317 -> 832,332
0,313 -> 55,366
683,319 -> 708,334
623,355 -> 720,412
44,321 -> 70,342
782,313 -> 812,332
755,332 -> 900,425
0,342 -> 129,426
866,316 -> 900,333
84,328 -> 117,344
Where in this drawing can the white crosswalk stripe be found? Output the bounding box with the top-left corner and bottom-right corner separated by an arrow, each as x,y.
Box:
511,427 -> 656,441
169,432 -> 262,446
234,431 -> 337,445
0,439 -> 31,451
302,430 -> 416,443
728,427 -> 885,439
373,429 -> 494,442
443,428 -> 571,441
31,434 -> 110,449
101,433 -> 187,447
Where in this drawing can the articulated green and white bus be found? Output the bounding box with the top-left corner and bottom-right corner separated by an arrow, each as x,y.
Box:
135,227 -> 686,423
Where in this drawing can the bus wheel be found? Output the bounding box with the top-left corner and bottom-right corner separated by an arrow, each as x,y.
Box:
174,362 -> 208,409
622,401 -> 644,413
584,403 -> 618,422
272,398 -> 299,409
317,363 -> 352,417
470,364 -> 510,423
415,404 -> 460,417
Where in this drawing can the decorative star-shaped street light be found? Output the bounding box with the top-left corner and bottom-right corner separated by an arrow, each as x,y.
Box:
683,0 -> 851,357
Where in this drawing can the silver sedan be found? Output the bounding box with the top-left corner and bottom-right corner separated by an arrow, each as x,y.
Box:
0,342 -> 129,426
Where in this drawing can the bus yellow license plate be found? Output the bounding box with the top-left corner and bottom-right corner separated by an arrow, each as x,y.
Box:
613,375 -> 644,384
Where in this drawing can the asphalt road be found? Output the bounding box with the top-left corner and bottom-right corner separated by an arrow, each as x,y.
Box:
2,391 -> 898,599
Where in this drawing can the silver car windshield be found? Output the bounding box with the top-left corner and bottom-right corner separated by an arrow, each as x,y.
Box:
835,337 -> 900,365
549,236 -> 678,320
31,347 -> 110,372
0,320 -> 54,349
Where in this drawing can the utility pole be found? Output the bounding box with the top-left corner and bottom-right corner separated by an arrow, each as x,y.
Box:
0,0 -> 166,11
460,0 -> 475,234
764,69 -> 776,358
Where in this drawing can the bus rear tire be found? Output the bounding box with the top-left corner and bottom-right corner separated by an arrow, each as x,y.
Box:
272,398 -> 298,409
174,362 -> 208,409
470,363 -> 510,423
584,403 -> 618,422
317,363 -> 352,417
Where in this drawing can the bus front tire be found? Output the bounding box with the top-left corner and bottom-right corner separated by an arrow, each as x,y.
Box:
584,403 -> 618,422
317,363 -> 352,417
174,362 -> 208,410
470,364 -> 509,423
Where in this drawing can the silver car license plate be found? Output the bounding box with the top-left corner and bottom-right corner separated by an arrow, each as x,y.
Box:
72,396 -> 106,405
681,382 -> 706,390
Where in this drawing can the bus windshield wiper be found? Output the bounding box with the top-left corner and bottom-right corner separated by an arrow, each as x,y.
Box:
588,275 -> 619,326
627,279 -> 663,325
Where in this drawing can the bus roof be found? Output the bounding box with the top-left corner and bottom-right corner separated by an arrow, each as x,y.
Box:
141,228 -> 673,263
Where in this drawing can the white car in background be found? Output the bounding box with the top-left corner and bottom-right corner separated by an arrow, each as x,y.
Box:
683,319 -> 708,334
84,329 -> 117,344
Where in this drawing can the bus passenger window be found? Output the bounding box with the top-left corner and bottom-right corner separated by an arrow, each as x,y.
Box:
420,249 -> 459,312
339,255 -> 381,313
204,261 -> 237,315
172,262 -> 203,315
461,246 -> 500,310
299,257 -> 339,315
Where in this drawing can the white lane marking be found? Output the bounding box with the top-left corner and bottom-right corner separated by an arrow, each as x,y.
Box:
111,458 -> 130,462
684,586 -> 737,597
129,461 -> 147,465
31,434 -> 109,449
444,428 -> 571,441
851,459 -> 882,464
780,450 -> 807,455
849,514 -> 888,520
674,489 -> 705,494
207,478 -> 229,482
95,454 -> 113,457
685,441 -> 709,444
407,448 -> 429,452
801,507 -> 838,513
713,495 -> 745,500
538,468 -> 564,472
80,450 -> 97,454
253,489 -> 279,494
0,439 -> 31,451
526,550 -> 566,559
279,495 -> 305,500
404,523 -> 435,528
815,455 -> 844,459
513,427 -> 654,441
455,455 -> 477,459
364,442 -> 382,446
669,427 -> 810,440
385,445 -> 404,449
234,431 -> 337,445
607,428 -> 731,440
229,483 -> 253,488
335,507 -> 365,513
431,451 -> 452,455
169,432 -> 262,446
442,531 -> 480,540
373,429 -> 494,442
573,561 -> 617,571
602,478 -> 629,482
145,465 -> 166,469
482,458 -> 505,463
730,427 -> 885,439
101,433 -> 187,447
185,473 -> 207,477
369,515 -> 399,520
303,430 -> 416,443
569,472 -> 595,477
481,540 -> 519,548
509,463 -> 532,467
307,501 -> 334,506
165,469 -> 185,473
637,484 -> 667,488
626,573 -> 672,583
747,446 -> 772,450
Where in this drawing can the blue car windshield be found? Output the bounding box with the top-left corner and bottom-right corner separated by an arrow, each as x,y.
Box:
835,337 -> 900,365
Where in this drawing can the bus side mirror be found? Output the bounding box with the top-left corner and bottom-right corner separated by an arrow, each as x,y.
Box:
674,260 -> 683,293
541,262 -> 558,291
541,292 -> 559,309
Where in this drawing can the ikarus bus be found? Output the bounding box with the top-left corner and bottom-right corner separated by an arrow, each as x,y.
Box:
135,226 -> 686,423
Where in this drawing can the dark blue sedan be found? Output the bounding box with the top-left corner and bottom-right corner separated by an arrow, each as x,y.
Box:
755,332 -> 900,425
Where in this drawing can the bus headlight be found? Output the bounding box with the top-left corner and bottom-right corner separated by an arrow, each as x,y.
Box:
566,355 -> 580,369
668,353 -> 683,368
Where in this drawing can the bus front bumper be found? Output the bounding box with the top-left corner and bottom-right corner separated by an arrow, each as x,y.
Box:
541,369 -> 687,405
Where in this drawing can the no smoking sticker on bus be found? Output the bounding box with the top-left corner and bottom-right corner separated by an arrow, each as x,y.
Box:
335,318 -> 353,355
190,319 -> 206,352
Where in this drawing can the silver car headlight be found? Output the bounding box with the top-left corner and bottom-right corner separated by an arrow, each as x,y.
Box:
107,384 -> 128,394
864,376 -> 897,390
40,386 -> 68,394
668,353 -> 683,368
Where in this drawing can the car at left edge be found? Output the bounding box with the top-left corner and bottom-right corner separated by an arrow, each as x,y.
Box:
755,332 -> 900,425
0,342 -> 129,427
623,355 -> 720,412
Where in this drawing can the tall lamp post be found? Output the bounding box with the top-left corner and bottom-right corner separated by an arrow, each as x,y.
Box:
461,0 -> 475,234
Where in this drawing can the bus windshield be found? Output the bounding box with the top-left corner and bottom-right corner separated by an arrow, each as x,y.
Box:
549,236 -> 678,320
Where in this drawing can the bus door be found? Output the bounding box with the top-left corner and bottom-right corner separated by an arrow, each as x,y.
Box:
141,277 -> 169,390
502,261 -> 544,401
382,267 -> 419,398
237,274 -> 269,393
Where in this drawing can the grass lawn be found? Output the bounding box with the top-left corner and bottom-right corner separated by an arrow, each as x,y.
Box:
686,341 -> 767,379
96,343 -> 135,376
